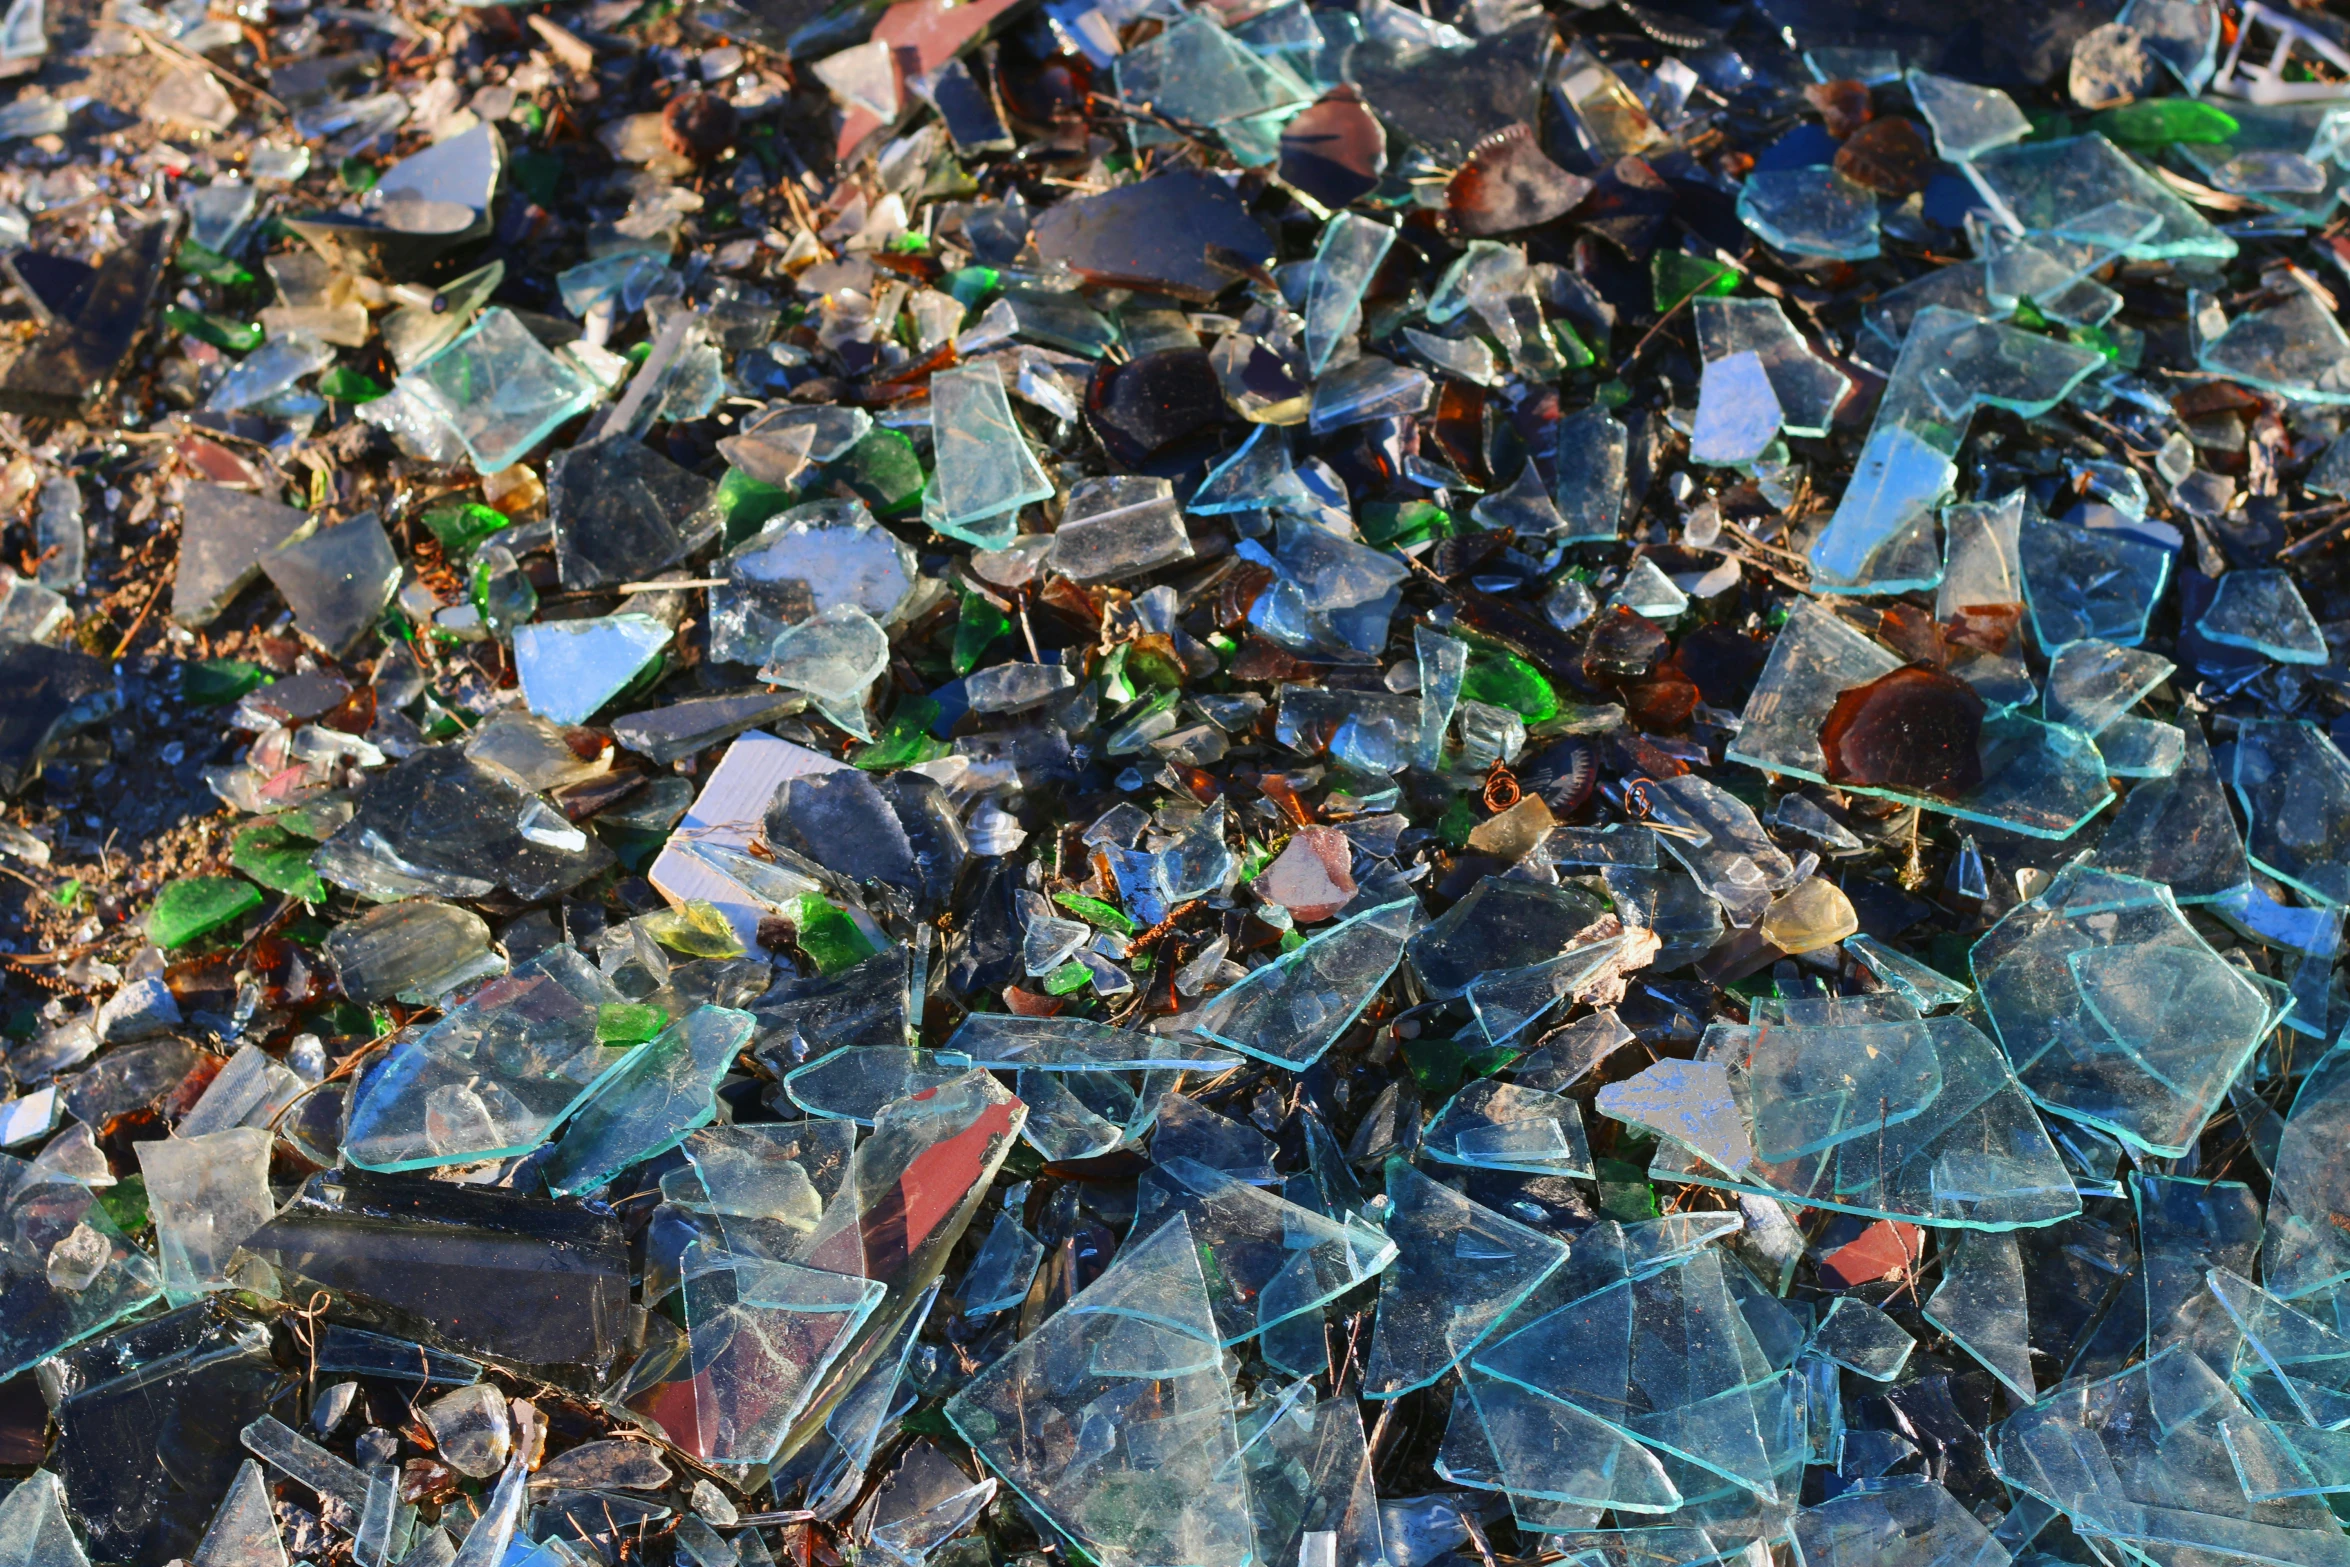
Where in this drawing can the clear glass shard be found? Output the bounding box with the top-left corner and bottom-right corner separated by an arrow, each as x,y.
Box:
956,1210 -> 1044,1318
1735,167 -> 1880,260
1468,460 -> 1567,536
171,483 -> 312,627
2134,1173 -> 2261,1362
1792,1477 -> 2007,1567
135,1128 -> 275,1303
1360,1159 -> 1566,1399
260,511 -> 402,657
1303,213 -> 1395,373
0,1473 -> 90,1567
2092,721 -> 2247,901
1131,1157 -> 1395,1346
343,945 -> 632,1172
1806,1297 -> 1914,1382
1425,1079 -> 1593,1178
1964,134 -> 2237,262
1181,898 -> 1418,1069
191,1460 -> 286,1567
1597,1059 -> 1754,1176
1923,1230 -> 2035,1401
405,307 -> 598,474
543,1006 -> 757,1196
1906,70 -> 2032,160
943,1213 -> 1251,1567
2198,284 -> 2350,402
1745,1014 -> 1941,1162
1692,297 -> 1850,437
1972,863 -> 2280,1157
1553,406 -> 1627,541
2042,638 -> 2175,735
2197,568 -> 2328,664
1454,1367 -> 1683,1514
929,361 -> 1054,532
514,614 -> 670,727
1842,934 -> 1972,1012
2232,721 -> 2350,908
2222,1416 -> 2350,1499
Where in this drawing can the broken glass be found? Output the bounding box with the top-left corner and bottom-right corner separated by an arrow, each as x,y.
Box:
2197,569 -> 2328,664
2231,720 -> 2350,909
1361,1160 -> 1567,1399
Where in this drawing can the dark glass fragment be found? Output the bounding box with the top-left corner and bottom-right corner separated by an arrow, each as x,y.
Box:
1085,348 -> 1228,467
0,221 -> 169,418
1029,171 -> 1276,302
1819,663 -> 1987,799
1446,123 -> 1592,236
1279,87 -> 1388,210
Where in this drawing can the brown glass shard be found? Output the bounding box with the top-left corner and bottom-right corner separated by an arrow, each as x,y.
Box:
1085,348 -> 1228,467
1819,663 -> 1986,799
1446,123 -> 1593,237
1804,78 -> 1873,138
1279,87 -> 1388,211
1833,116 -> 1934,197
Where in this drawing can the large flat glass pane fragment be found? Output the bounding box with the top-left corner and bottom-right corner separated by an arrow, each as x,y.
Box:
1129,1157 -> 1395,1345
1792,1477 -> 2007,1567
2198,285 -> 2350,402
544,1006 -> 757,1196
1924,1231 -> 2037,1400
1964,134 -> 2238,261
405,307 -> 598,474
2232,721 -> 2350,908
929,362 -> 1054,536
943,1214 -> 1253,1567
1972,863 -> 2282,1158
1361,1160 -> 1566,1399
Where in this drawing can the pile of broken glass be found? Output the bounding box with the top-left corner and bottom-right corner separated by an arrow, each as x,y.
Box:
16,0 -> 2350,1564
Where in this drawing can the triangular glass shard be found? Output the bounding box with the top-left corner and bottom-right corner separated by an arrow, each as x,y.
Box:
1468,460 -> 1566,536
1924,1230 -> 2035,1401
1361,1159 -> 1566,1399
1462,930 -> 1646,1050
544,1006 -> 757,1196
2265,1051 -> 2350,1303
2198,568 -> 2329,664
1408,877 -> 1610,999
2043,638 -> 2174,735
782,1046 -> 961,1125
1233,1385 -> 1387,1567
1190,423 -> 1311,515
1807,1297 -> 1914,1382
514,613 -> 671,726
945,1214 -> 1253,1567
0,1472 -> 87,1567
1607,557 -> 1689,620
1457,1368 -> 1683,1514
190,1461 -> 287,1567
1906,70 -> 2031,160
1181,898 -> 1418,1069
171,483 -> 312,627
957,1211 -> 1044,1318
260,511 -> 401,658
2198,285 -> 2350,403
1842,935 -> 1972,1011
2232,721 -> 2350,909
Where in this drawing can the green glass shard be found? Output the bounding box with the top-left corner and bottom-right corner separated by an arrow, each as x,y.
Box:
1651,250 -> 1740,312
149,876 -> 263,948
